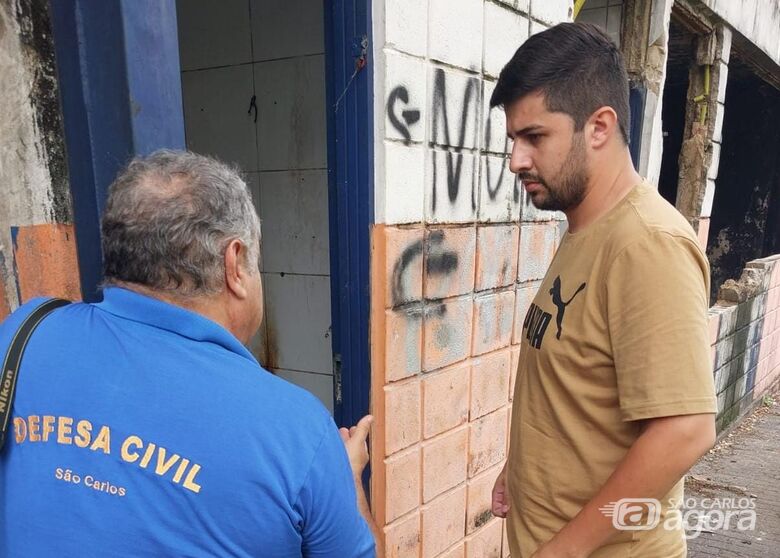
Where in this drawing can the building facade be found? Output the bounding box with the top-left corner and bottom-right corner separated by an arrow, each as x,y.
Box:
1,0 -> 780,556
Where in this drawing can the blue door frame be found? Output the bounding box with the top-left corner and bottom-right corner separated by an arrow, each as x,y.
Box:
324,0 -> 374,428
49,0 -> 185,302
50,0 -> 373,428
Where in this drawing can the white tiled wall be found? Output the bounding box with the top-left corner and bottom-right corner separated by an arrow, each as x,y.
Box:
181,65 -> 258,171
178,0 -> 334,412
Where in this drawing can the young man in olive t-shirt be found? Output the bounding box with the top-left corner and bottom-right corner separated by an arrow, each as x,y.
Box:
489,23 -> 717,558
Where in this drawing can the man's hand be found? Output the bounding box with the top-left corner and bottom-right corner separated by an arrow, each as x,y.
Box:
339,415 -> 384,558
339,414 -> 374,478
492,463 -> 510,518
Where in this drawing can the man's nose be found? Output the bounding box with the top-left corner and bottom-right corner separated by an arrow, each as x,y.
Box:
509,142 -> 533,174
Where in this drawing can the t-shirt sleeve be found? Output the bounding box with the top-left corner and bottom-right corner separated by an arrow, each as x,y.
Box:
606,230 -> 717,421
295,417 -> 376,558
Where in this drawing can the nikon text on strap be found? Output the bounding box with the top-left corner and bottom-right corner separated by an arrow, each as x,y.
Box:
0,298 -> 71,451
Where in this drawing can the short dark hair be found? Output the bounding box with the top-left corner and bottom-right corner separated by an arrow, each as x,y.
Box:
490,22 -> 630,144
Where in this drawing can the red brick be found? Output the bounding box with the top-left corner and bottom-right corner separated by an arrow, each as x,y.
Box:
386,379 -> 421,455
465,517 -> 502,558
386,227 -> 425,308
513,282 -> 540,344
475,225 -> 519,292
422,364 -> 470,439
385,511 -> 421,558
386,307 -> 423,382
422,486 -> 467,558
386,447 -> 421,523
470,351 -> 510,420
422,427 -> 468,502
425,227 -> 476,300
472,291 -> 515,356
466,464 -> 502,534
468,409 -> 508,478
423,296 -> 474,372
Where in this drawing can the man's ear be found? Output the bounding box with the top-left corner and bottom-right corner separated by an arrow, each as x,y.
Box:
224,239 -> 249,300
587,106 -> 619,149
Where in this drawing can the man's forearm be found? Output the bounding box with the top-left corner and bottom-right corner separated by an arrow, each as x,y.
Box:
542,413 -> 716,557
355,476 -> 385,558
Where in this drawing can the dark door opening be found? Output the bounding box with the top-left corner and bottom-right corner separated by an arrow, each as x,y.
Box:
707,55 -> 780,301
658,18 -> 696,206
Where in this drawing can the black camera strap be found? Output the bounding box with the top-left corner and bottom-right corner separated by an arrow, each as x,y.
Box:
0,298 -> 70,452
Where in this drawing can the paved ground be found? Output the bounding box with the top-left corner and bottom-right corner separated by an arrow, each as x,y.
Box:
686,393 -> 780,557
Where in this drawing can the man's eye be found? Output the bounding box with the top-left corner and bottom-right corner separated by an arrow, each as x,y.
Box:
527,134 -> 542,144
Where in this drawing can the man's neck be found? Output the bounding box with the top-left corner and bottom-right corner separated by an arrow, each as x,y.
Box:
564,155 -> 643,234
113,281 -> 237,337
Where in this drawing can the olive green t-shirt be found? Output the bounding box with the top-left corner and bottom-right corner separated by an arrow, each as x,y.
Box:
507,183 -> 717,557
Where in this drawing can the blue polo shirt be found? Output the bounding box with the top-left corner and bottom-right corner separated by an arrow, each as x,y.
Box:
0,287 -> 375,558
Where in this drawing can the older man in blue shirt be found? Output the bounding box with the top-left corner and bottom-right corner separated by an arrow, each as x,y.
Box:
0,150 -> 379,557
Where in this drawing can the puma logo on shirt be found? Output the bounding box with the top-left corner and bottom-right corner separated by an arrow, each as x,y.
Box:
549,276 -> 586,340
523,276 -> 586,349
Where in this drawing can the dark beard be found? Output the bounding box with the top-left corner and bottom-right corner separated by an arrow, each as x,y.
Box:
520,134 -> 588,212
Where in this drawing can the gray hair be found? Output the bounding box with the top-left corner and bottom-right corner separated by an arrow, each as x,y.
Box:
101,149 -> 262,296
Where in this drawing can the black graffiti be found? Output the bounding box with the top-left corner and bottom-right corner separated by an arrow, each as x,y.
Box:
391,240 -> 423,307
390,231 -> 459,317
430,69 -> 479,213
387,86 -> 421,143
483,116 -> 517,203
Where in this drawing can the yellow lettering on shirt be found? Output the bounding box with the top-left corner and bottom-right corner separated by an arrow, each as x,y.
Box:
155,447 -> 180,476
139,442 -> 156,469
41,415 -> 55,442
28,415 -> 41,442
183,464 -> 202,494
11,414 -> 204,494
74,419 -> 92,448
90,425 -> 111,454
57,416 -> 73,445
13,417 -> 26,443
172,458 -> 190,484
121,435 -> 143,463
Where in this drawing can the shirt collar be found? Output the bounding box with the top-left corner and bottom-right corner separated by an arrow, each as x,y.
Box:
95,287 -> 258,364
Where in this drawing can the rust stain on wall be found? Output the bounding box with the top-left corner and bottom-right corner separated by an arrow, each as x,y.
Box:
13,223 -> 81,302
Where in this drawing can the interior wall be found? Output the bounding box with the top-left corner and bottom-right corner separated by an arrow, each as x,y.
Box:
176,0 -> 334,411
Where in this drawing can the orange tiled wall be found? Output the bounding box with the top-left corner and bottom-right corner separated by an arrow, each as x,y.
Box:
371,221 -> 561,557
0,224 -> 81,320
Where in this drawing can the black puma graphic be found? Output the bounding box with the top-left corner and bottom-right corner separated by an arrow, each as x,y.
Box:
549,276 -> 586,340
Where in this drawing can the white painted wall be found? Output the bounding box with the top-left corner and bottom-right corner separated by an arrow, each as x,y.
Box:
0,1 -> 71,308
177,0 -> 334,411
373,0 -> 571,226
702,0 -> 780,66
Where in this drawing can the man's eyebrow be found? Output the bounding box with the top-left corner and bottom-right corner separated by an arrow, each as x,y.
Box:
507,125 -> 545,139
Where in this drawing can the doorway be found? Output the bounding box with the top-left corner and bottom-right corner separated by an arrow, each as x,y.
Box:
177,0 -> 335,412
